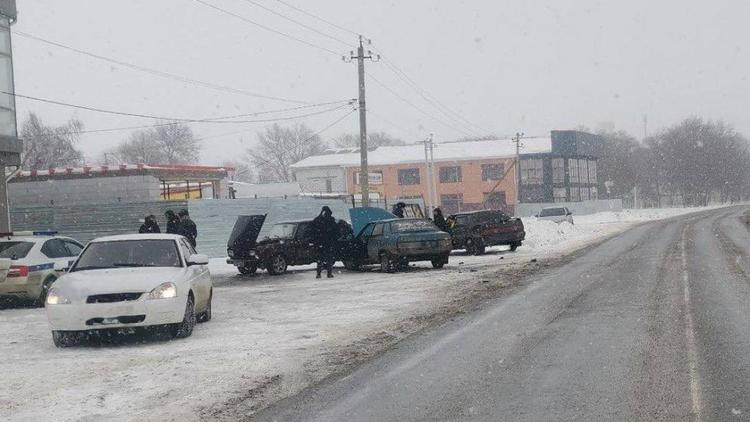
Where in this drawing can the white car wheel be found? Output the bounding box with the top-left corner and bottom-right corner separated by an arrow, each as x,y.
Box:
170,295 -> 196,339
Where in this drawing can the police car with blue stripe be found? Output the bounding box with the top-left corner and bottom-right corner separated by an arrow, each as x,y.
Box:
0,231 -> 84,305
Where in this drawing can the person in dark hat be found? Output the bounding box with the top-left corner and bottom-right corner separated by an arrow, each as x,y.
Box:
432,207 -> 448,232
139,215 -> 161,234
392,202 -> 407,218
311,206 -> 339,279
177,209 -> 198,248
165,210 -> 180,234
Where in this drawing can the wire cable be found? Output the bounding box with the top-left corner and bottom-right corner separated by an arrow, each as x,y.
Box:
193,0 -> 342,57
237,0 -> 351,47
5,90 -> 351,124
12,30 -> 317,105
274,0 -> 360,38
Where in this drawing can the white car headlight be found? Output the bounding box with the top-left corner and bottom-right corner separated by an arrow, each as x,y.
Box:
147,282 -> 178,299
46,287 -> 70,305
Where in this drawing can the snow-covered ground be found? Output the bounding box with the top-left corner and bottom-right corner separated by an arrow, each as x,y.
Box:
0,206 -> 730,421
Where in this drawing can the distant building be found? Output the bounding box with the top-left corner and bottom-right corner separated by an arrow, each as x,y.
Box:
9,164 -> 230,206
291,130 -> 602,214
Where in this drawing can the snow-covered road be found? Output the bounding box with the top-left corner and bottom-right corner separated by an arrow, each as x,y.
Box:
0,207 -> 726,421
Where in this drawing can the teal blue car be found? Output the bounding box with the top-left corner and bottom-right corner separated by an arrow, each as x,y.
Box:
342,218 -> 452,273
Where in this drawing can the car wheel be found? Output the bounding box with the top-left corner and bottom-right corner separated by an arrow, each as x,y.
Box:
470,238 -> 485,256
197,290 -> 212,323
343,259 -> 360,271
431,257 -> 446,269
170,295 -> 196,339
267,255 -> 288,275
509,242 -> 521,252
52,330 -> 83,348
380,253 -> 396,273
36,276 -> 56,307
238,265 -> 257,275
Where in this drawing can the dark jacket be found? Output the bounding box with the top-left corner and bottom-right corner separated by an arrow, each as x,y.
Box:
392,206 -> 405,218
139,220 -> 161,234
179,218 -> 198,247
433,212 -> 448,232
311,214 -> 339,248
166,216 -> 180,234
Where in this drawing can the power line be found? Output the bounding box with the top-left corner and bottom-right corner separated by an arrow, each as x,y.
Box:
193,0 -> 342,57
365,73 -> 474,137
237,0 -> 351,47
12,30 -> 315,105
5,90 -> 352,124
274,0 -> 360,38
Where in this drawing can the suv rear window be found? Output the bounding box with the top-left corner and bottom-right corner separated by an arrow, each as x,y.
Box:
540,208 -> 566,217
0,241 -> 34,259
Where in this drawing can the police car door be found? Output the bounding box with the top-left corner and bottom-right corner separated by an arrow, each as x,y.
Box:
40,239 -> 74,273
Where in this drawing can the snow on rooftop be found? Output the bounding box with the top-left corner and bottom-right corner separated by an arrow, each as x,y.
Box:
291,138 -> 552,169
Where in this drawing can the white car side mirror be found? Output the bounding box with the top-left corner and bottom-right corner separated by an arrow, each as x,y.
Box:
54,261 -> 70,272
187,254 -> 209,266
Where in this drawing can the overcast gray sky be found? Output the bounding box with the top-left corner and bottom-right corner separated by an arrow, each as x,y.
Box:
11,0 -> 750,164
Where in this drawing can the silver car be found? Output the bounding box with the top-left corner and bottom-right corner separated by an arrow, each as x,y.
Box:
536,207 -> 574,224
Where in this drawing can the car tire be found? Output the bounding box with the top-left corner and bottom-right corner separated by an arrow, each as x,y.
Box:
469,238 -> 485,256
266,255 -> 288,275
238,265 -> 257,275
197,290 -> 212,323
509,242 -> 521,252
36,276 -> 56,307
52,330 -> 83,348
431,257 -> 446,269
380,253 -> 396,273
170,295 -> 196,339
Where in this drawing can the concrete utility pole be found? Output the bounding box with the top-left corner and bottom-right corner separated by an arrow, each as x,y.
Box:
346,36 -> 379,207
514,132 -> 523,205
419,134 -> 437,214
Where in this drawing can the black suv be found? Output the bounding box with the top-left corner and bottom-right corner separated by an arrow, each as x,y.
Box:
449,210 -> 525,255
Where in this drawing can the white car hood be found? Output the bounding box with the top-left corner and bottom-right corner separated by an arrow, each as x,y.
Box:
54,267 -> 187,298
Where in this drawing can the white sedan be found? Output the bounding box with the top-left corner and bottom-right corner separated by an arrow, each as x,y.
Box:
46,234 -> 212,347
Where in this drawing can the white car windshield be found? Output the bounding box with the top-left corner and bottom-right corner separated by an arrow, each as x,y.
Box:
71,240 -> 181,271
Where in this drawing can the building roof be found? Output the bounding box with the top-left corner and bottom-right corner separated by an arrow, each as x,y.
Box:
290,138 -> 552,169
11,163 -> 231,183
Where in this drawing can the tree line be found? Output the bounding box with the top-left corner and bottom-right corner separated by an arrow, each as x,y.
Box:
17,111 -> 750,206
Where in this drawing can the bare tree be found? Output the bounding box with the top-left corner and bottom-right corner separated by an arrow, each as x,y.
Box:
333,131 -> 406,149
248,123 -> 325,183
20,112 -> 84,170
222,160 -> 255,183
111,122 -> 200,164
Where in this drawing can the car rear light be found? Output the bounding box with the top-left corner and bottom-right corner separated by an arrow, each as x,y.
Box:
8,265 -> 29,277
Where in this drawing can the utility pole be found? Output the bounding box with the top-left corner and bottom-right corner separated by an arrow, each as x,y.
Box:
419,134 -> 437,214
513,132 -> 523,205
345,36 -> 379,207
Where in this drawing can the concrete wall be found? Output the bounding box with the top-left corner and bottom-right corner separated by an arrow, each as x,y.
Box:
515,199 -> 623,217
9,175 -> 162,206
293,167 -> 347,193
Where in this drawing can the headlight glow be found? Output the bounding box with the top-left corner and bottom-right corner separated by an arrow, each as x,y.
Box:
147,282 -> 178,299
46,287 -> 70,305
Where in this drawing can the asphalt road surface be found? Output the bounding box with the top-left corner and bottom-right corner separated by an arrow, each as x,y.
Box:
253,206 -> 750,422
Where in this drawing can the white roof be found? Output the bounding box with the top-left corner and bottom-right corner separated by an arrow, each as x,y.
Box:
91,234 -> 185,242
291,138 -> 552,169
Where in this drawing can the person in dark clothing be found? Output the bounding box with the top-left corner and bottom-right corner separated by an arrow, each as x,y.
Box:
139,215 -> 161,234
177,209 -> 198,248
392,202 -> 407,218
432,207 -> 448,232
165,210 -> 180,234
311,206 -> 339,279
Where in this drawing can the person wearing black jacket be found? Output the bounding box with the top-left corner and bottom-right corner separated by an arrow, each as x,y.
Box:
165,210 -> 180,234
177,209 -> 198,248
311,206 -> 339,279
139,215 -> 161,234
432,207 -> 448,232
392,202 -> 407,218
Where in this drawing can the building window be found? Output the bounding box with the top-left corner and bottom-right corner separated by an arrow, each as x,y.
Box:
481,163 -> 504,181
398,168 -> 420,185
440,193 -> 463,214
588,160 -> 597,184
568,159 -> 579,183
520,159 -> 543,185
484,191 -> 507,210
553,187 -> 567,203
354,170 -> 383,186
439,166 -> 462,183
578,159 -> 589,184
552,158 -> 565,183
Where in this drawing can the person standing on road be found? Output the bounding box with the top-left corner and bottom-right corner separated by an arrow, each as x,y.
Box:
177,209 -> 198,248
139,215 -> 161,233
311,206 -> 339,279
165,210 -> 180,234
432,207 -> 448,232
392,202 -> 407,218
